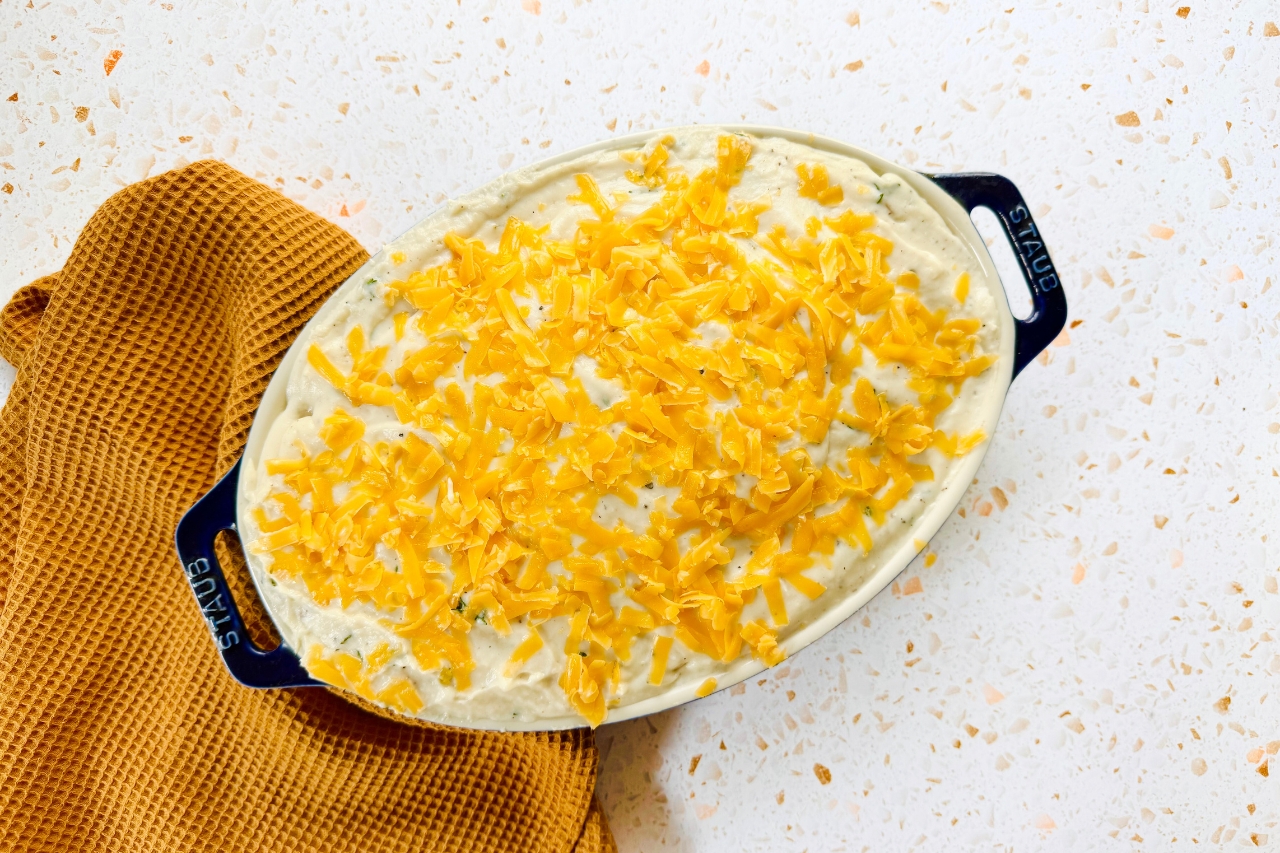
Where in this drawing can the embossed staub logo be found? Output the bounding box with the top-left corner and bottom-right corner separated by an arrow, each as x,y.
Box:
184,557 -> 240,650
1009,204 -> 1060,294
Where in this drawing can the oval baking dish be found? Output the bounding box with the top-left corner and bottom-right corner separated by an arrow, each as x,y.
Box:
175,125 -> 1067,730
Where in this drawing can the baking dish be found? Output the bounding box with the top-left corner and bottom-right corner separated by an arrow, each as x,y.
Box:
174,125 -> 1067,729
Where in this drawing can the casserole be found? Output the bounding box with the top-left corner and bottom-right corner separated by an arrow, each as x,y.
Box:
175,125 -> 1066,730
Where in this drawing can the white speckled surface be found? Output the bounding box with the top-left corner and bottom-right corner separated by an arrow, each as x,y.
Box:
2,1 -> 1278,848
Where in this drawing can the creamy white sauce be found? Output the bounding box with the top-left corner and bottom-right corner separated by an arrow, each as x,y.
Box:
572,354 -> 628,410
242,127 -> 1003,728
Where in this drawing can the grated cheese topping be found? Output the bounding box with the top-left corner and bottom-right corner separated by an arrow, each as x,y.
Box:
243,129 -> 1001,728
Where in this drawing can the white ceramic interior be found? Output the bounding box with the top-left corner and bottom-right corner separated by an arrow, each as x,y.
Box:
237,124 -> 1018,730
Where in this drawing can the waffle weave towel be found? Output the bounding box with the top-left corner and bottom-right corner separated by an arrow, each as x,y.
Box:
0,161 -> 613,853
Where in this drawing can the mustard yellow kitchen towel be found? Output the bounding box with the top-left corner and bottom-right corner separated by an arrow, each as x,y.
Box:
0,161 -> 614,853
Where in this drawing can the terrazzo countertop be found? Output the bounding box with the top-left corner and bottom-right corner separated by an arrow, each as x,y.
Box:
3,1 -> 1279,848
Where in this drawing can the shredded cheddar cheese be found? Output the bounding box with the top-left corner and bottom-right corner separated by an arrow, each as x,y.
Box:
796,163 -> 844,206
250,133 -> 995,727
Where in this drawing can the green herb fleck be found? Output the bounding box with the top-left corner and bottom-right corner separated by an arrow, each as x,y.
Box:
340,634 -> 352,644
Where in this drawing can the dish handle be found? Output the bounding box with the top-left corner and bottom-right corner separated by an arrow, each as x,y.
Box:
173,459 -> 322,689
927,173 -> 1068,377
